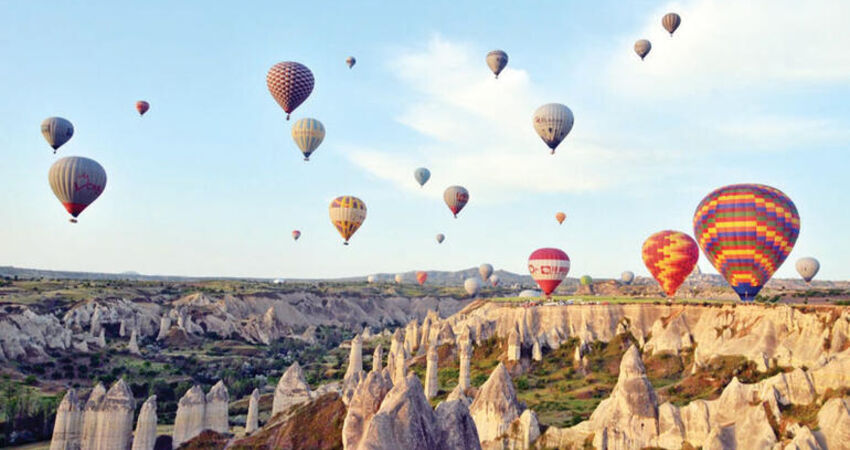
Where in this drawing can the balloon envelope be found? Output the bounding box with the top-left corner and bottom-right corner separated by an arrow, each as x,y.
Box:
621,271 -> 635,285
395,274 -> 403,284
292,230 -> 301,241
693,184 -> 800,301
555,212 -> 566,225
532,103 -> 574,154
795,257 -> 820,283
489,275 -> 500,287
40,117 -> 74,153
580,275 -> 592,286
291,118 -> 325,161
464,278 -> 481,297
136,101 -> 150,116
436,233 -> 445,244
414,168 -> 431,187
443,186 -> 469,218
642,230 -> 699,297
486,50 -> 508,78
662,13 -> 682,35
346,56 -> 356,69
479,264 -> 493,281
329,196 -> 367,244
416,271 -> 428,285
367,275 -> 376,284
267,61 -> 315,120
528,248 -> 570,296
635,40 -> 652,60
48,156 -> 107,220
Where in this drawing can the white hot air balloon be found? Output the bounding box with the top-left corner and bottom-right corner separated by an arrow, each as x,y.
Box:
41,117 -> 74,153
795,257 -> 820,283
532,104 -> 574,154
367,275 -> 376,284
395,274 -> 403,284
464,278 -> 481,297
479,264 -> 493,281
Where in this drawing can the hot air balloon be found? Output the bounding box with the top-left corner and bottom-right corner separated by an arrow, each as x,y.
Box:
367,275 -> 376,284
693,184 -> 800,301
346,56 -> 356,69
267,61 -> 315,120
464,278 -> 481,297
395,274 -> 403,284
40,117 -> 74,154
580,275 -> 592,286
479,264 -> 493,281
489,275 -> 500,287
136,101 -> 150,116
662,13 -> 682,36
414,168 -> 431,187
48,157 -> 107,223
642,230 -> 699,297
292,230 -> 301,241
528,248 -> 570,296
291,118 -> 325,161
634,40 -> 652,60
796,257 -> 820,283
416,271 -> 428,285
532,103 -> 574,154
621,271 -> 635,285
436,233 -> 445,244
444,186 -> 469,218
555,212 -> 566,225
329,196 -> 367,245
486,50 -> 508,78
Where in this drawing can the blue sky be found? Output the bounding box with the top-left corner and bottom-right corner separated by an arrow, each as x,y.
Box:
1,0 -> 848,280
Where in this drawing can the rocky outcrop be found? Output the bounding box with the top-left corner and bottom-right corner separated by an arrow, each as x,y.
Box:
172,385 -> 206,448
245,388 -> 260,434
96,329 -> 106,348
156,315 -> 171,341
343,369 -> 393,449
469,363 -> 523,446
131,396 -> 157,450
273,362 -> 313,416
506,329 -> 520,362
357,374 -> 444,450
458,336 -> 472,392
815,397 -> 850,450
0,304 -> 73,362
425,342 -> 439,399
435,399 -> 482,450
387,329 -> 403,382
80,383 -> 106,449
91,379 -> 135,450
372,344 -> 383,373
128,328 -> 141,355
204,380 -> 229,433
393,345 -> 408,386
49,389 -> 83,450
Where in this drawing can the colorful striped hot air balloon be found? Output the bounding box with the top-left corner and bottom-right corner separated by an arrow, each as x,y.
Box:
48,157 -> 107,223
555,212 -> 566,225
267,61 -> 314,120
532,104 -> 574,154
693,184 -> 800,301
416,271 -> 428,285
634,40 -> 652,60
292,230 -> 301,241
136,101 -> 150,116
329,196 -> 367,245
40,117 -> 74,153
662,13 -> 682,36
641,230 -> 699,297
444,186 -> 469,218
528,248 -> 570,296
486,50 -> 508,78
291,118 -> 325,161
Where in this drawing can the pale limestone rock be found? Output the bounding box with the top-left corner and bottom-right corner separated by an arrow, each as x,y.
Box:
96,329 -> 106,349
506,329 -> 521,361
814,398 -> 850,450
172,385 -> 206,448
810,353 -> 850,395
372,344 -> 383,373
446,385 -> 471,407
435,398 -> 482,450
437,322 -> 456,346
91,379 -> 135,450
504,409 -> 539,450
357,374 -> 443,450
272,362 -> 312,416
72,340 -> 89,353
418,316 -> 432,355
119,319 -> 127,337
342,369 -> 393,450
345,334 -> 364,383
49,389 -> 83,450
705,425 -> 736,450
680,400 -> 711,446
469,362 -> 523,444
531,338 -> 542,362
393,346 -> 408,386
80,383 -> 106,449
458,337 -> 472,392
425,343 -> 439,399
128,328 -> 141,356
784,423 -> 821,450
734,403 -> 777,449
657,402 -> 685,449
245,389 -> 260,434
204,380 -> 229,433
404,321 -> 419,355
156,315 -> 171,341
131,395 -> 157,450
387,329 -> 403,382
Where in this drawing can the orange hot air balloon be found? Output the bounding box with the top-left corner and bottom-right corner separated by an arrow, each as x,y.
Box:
416,271 -> 428,285
555,212 -> 566,225
136,101 -> 150,116
641,230 -> 699,298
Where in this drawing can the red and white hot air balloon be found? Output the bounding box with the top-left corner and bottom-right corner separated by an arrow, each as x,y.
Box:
443,185 -> 469,218
416,271 -> 428,285
292,230 -> 301,241
527,248 -> 570,296
136,101 -> 150,116
267,61 -> 315,120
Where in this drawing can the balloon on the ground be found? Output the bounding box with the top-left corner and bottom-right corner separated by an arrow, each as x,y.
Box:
414,168 -> 431,187
40,117 -> 74,153
346,56 -> 356,69
796,257 -> 820,283
329,196 -> 367,245
662,13 -> 682,36
395,274 -> 403,284
532,103 -> 574,154
464,278 -> 481,297
136,101 -> 150,116
292,230 -> 301,241
634,40 -> 652,60
580,275 -> 592,286
528,248 -> 570,296
436,233 -> 445,244
489,275 -> 500,287
693,184 -> 800,301
486,50 -> 508,78
48,156 -> 107,223
291,118 -> 325,161
642,230 -> 699,297
443,186 -> 469,218
621,271 -> 635,285
555,212 -> 566,225
267,61 -> 314,120
416,271 -> 428,285
479,264 -> 493,281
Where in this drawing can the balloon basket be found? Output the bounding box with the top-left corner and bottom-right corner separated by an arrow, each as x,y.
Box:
69,218 -> 78,224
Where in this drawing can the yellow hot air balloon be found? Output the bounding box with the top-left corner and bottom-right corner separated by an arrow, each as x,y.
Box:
329,196 -> 367,245
48,156 -> 107,223
291,118 -> 325,161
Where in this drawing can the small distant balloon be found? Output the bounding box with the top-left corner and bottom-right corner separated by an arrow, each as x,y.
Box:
464,278 -> 481,297
291,118 -> 325,161
40,117 -> 74,153
634,40 -> 652,60
533,103 -> 574,154
479,264 -> 493,281
796,257 -> 820,283
346,56 -> 356,69
414,168 -> 431,187
662,13 -> 682,36
267,61 -> 315,120
367,275 -> 376,284
48,156 -> 107,223
486,50 -> 508,78
416,271 -> 428,286
444,186 -> 469,218
136,101 -> 150,116
580,275 -> 593,286
555,212 -> 566,225
292,230 -> 301,241
329,196 -> 367,245
395,274 -> 403,284
436,233 -> 445,244
489,275 -> 500,287
621,271 -> 635,285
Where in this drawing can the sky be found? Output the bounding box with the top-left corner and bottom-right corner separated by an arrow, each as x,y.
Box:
1,0 -> 848,280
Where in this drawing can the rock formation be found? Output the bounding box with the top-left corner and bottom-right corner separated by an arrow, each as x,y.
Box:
91,379 -> 135,450
531,338 -> 542,361
357,374 -> 444,450
49,389 -> 83,450
345,334 -> 364,382
435,399 -> 482,450
96,329 -> 106,348
469,362 -> 523,446
393,345 -> 408,385
458,335 -> 472,392
204,380 -> 229,433
128,328 -> 141,355
156,315 -> 171,341
815,397 -> 850,449
172,385 -> 206,448
80,383 -> 106,449
342,369 -> 393,449
506,329 -> 521,361
387,329 -> 403,381
246,388 -> 260,434
424,342 -> 439,399
131,396 -> 157,450
273,362 -> 313,416
372,344 -> 383,373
